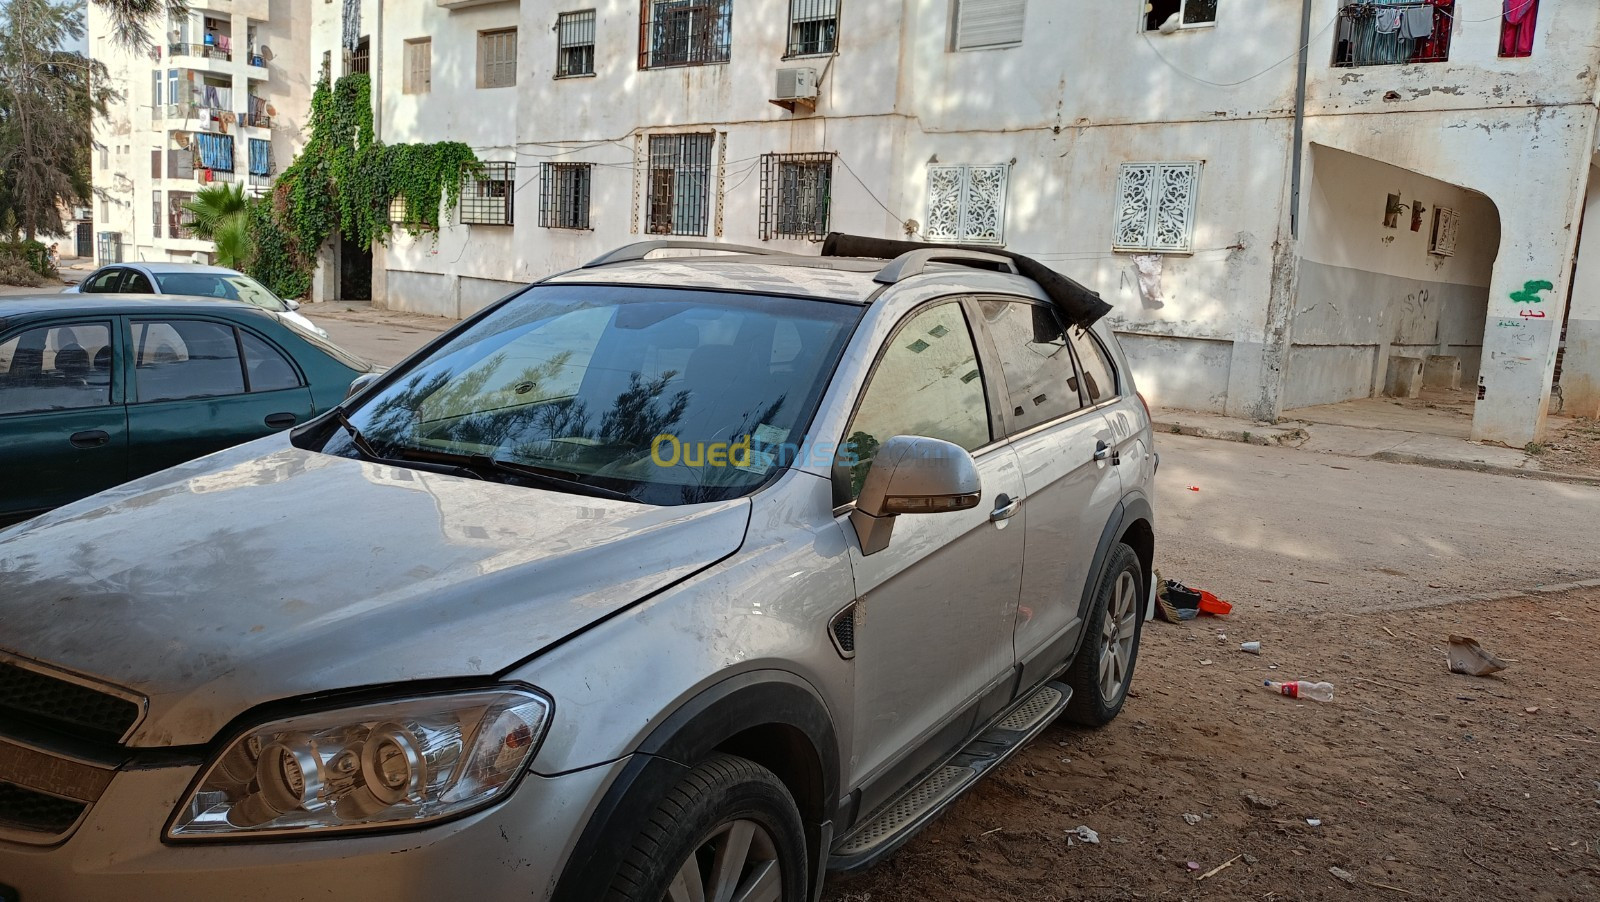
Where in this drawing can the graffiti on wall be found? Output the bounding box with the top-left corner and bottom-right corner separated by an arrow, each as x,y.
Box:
1510,279 -> 1554,317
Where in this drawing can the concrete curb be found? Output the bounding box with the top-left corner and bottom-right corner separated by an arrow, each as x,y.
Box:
1368,450 -> 1600,487
1153,419 -> 1308,448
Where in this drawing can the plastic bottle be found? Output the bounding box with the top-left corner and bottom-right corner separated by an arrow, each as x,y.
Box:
1264,680 -> 1334,702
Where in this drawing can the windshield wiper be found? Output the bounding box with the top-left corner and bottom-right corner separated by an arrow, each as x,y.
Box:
403,449 -> 638,503
332,411 -> 485,480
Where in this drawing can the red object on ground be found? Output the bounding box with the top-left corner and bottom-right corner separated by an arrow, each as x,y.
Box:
1186,485 -> 1200,492
1197,590 -> 1232,616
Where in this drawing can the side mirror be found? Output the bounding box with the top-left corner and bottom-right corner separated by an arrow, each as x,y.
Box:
850,435 -> 982,556
284,298 -> 301,311
346,372 -> 381,399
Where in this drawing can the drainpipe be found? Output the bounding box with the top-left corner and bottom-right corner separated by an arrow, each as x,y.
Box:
372,0 -> 384,141
1289,0 -> 1313,238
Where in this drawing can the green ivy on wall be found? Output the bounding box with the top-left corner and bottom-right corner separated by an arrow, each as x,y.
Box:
244,74 -> 482,299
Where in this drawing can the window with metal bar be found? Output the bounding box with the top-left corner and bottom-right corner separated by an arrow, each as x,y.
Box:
459,162 -> 515,226
404,38 -> 432,93
556,10 -> 597,77
787,0 -> 838,56
348,36 -> 370,75
195,133 -> 234,173
1499,0 -> 1538,58
151,191 -> 161,238
478,28 -> 518,88
540,163 -> 593,229
247,138 -> 273,177
639,0 -> 732,69
1333,1 -> 1452,67
760,153 -> 833,241
647,134 -> 715,236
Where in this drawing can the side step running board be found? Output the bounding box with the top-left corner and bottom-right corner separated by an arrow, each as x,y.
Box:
827,681 -> 1071,873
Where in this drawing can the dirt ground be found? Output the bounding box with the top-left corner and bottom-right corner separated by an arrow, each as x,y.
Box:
1543,417 -> 1600,476
824,587 -> 1600,901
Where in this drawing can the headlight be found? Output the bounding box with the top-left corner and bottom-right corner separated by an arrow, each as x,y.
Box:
167,688 -> 551,840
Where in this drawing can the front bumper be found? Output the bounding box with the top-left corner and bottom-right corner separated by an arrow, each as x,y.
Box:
0,756 -> 628,902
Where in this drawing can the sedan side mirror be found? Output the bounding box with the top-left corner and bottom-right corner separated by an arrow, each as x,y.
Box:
284,298 -> 301,311
850,435 -> 982,556
346,372 -> 381,399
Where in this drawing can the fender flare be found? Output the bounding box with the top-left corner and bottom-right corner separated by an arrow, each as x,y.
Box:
1073,494 -> 1155,655
551,669 -> 840,902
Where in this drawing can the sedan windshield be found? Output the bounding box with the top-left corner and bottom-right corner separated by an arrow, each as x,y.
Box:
157,272 -> 289,312
312,285 -> 861,506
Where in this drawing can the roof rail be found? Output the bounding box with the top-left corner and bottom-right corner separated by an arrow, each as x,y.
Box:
872,248 -> 1020,284
582,240 -> 782,269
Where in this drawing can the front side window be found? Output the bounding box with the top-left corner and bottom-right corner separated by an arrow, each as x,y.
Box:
556,10 -> 597,77
313,285 -> 861,506
133,320 -> 245,402
0,322 -> 114,415
478,28 -> 518,88
1068,327 -> 1118,405
648,134 -> 715,236
978,300 -> 1083,431
83,268 -> 124,293
1143,0 -> 1217,32
841,302 -> 990,500
1113,161 -> 1200,253
787,0 -> 838,56
123,271 -> 155,293
641,0 -> 732,69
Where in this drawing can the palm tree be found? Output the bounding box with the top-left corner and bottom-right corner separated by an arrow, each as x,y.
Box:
183,182 -> 251,267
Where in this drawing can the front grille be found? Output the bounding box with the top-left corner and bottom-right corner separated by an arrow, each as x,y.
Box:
0,780 -> 87,835
0,661 -> 141,745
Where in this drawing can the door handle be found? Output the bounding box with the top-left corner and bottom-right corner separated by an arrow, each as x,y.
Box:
69,430 -> 110,449
990,493 -> 1023,522
1094,440 -> 1120,465
264,412 -> 298,429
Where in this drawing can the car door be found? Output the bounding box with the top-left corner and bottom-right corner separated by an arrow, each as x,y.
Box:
834,299 -> 1026,808
80,267 -> 126,294
0,319 -> 128,521
123,316 -> 315,476
970,298 -> 1125,689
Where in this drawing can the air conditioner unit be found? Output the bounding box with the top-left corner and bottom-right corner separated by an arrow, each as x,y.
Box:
772,68 -> 819,111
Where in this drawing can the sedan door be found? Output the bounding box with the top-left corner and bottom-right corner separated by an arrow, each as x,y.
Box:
123,316 -> 314,476
835,300 -> 1025,811
0,319 -> 128,521
970,298 -> 1124,689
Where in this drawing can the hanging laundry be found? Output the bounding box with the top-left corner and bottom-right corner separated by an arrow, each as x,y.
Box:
1374,9 -> 1403,34
1400,6 -> 1435,41
1501,0 -> 1538,57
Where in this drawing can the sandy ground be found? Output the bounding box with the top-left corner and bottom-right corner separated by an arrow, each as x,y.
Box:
825,586 -> 1600,901
1544,417 -> 1600,475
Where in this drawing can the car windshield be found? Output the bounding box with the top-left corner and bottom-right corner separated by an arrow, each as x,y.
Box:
156,272 -> 289,312
312,284 -> 861,506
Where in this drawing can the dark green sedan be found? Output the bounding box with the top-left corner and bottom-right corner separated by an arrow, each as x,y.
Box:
0,295 -> 373,524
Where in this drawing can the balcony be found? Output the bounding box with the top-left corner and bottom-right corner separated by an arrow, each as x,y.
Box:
168,41 -> 232,63
1333,2 -> 1452,68
239,111 -> 272,129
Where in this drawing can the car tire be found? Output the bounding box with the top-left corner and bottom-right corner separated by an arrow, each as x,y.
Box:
1063,542 -> 1145,727
605,753 -> 810,902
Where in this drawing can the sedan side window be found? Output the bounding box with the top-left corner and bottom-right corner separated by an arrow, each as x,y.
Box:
841,302 -> 990,501
1068,327 -> 1119,405
133,320 -> 246,402
83,269 -> 124,293
978,300 -> 1083,432
122,271 -> 155,293
0,322 -> 114,415
240,331 -> 303,392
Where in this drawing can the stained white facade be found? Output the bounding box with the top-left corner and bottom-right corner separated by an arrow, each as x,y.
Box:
88,0 -> 312,266
94,0 -> 1600,445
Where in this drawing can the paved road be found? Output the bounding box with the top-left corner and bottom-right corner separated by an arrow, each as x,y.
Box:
302,305 -> 449,367
1155,432 -> 1600,615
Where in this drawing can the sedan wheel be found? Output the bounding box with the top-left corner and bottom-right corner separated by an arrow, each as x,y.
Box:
666,819 -> 782,902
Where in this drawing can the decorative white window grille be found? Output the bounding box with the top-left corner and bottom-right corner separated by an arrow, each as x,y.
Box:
478,28 -> 518,89
403,38 -> 431,94
557,10 -> 597,77
925,164 -> 1009,245
952,0 -> 1027,51
1430,206 -> 1459,257
1113,161 -> 1201,253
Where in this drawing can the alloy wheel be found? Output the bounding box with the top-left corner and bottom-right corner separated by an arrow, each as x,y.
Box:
1098,570 -> 1140,701
665,818 -> 784,902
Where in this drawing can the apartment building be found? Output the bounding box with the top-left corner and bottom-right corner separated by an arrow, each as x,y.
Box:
88,0 -> 312,266
91,1 -> 1599,446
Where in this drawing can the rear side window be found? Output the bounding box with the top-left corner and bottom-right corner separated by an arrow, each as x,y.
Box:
842,302 -> 990,499
240,331 -> 303,392
122,271 -> 155,293
1069,328 -> 1118,405
0,322 -> 114,415
977,300 -> 1082,431
133,320 -> 245,402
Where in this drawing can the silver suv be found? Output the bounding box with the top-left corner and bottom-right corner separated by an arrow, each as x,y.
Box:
0,239 -> 1156,902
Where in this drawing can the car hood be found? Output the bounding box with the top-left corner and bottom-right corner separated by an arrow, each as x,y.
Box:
0,440 -> 751,748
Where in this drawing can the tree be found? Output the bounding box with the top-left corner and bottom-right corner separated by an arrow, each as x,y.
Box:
91,0 -> 188,50
183,182 -> 251,267
0,0 -> 111,240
